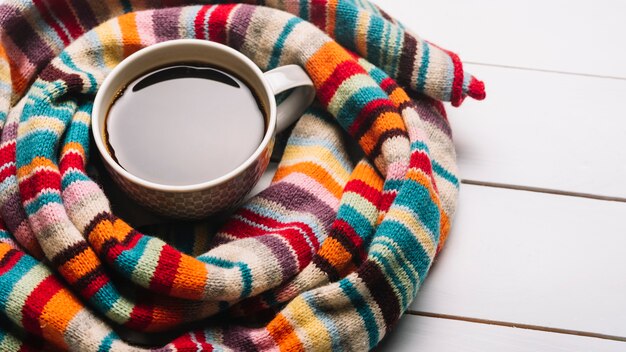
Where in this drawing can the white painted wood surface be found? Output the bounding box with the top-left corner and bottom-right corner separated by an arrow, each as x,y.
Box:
448,64 -> 626,199
377,315 -> 626,352
410,184 -> 626,338
372,0 -> 626,78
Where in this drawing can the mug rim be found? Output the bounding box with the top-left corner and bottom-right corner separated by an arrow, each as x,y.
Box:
91,39 -> 277,193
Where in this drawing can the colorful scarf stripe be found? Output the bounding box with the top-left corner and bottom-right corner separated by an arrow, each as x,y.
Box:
0,0 -> 483,350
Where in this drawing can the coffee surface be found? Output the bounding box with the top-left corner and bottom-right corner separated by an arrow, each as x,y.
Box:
106,64 -> 266,186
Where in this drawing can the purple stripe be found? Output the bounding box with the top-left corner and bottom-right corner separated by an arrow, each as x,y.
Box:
68,0 -> 99,30
222,326 -> 257,351
227,4 -> 255,50
0,4 -> 53,75
257,235 -> 298,282
409,98 -> 452,137
153,7 -> 183,41
259,182 -> 337,229
396,32 -> 417,89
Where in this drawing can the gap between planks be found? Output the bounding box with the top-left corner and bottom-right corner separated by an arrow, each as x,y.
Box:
460,180 -> 626,203
464,62 -> 626,81
404,311 -> 626,343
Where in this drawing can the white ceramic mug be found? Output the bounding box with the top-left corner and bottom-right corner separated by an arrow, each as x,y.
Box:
92,39 -> 315,219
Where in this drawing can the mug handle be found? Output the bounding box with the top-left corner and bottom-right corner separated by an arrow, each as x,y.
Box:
263,65 -> 316,133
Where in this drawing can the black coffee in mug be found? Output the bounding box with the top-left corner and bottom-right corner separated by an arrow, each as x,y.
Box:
105,63 -> 266,186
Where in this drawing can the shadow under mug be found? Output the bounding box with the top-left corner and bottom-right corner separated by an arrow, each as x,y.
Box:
92,39 -> 316,219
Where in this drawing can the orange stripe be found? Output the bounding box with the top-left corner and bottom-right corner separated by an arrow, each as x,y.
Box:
59,248 -> 101,283
306,42 -> 354,87
118,12 -> 142,58
61,141 -> 85,158
318,237 -> 353,269
274,161 -> 344,199
267,313 -> 304,351
358,111 -> 406,155
40,290 -> 83,349
388,86 -> 411,107
326,0 -> 337,35
170,255 -> 209,300
16,157 -> 58,179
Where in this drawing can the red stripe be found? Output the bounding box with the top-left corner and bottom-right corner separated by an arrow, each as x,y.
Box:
22,276 -> 63,337
237,208 -> 320,249
18,169 -> 61,202
0,165 -> 16,183
0,141 -> 15,164
193,5 -> 213,39
0,249 -> 24,276
410,150 -> 433,176
51,0 -> 84,39
347,97 -> 396,136
149,244 -> 182,294
80,271 -> 109,299
316,60 -> 367,106
379,190 -> 397,213
333,219 -> 365,259
208,4 -> 236,44
102,230 -> 141,261
342,179 -> 382,205
127,297 -> 154,331
32,0 -> 71,45
310,0 -> 327,29
59,151 -> 85,174
224,209 -> 318,269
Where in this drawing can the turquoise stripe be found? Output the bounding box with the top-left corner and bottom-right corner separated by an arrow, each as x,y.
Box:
25,192 -> 63,215
18,130 -> 64,162
390,27 -> 403,78
373,220 -> 432,284
268,17 -> 302,70
366,16 -> 384,70
61,171 -> 91,189
59,52 -> 98,95
393,178 -> 440,236
299,0 -> 309,19
334,2 -> 358,52
339,279 -> 379,348
337,203 -> 373,240
432,160 -> 459,187
114,235 -> 151,276
416,40 -> 430,92
92,283 -> 122,314
0,252 -> 38,312
336,86 -> 388,128
367,64 -> 387,85
383,178 -> 403,192
198,256 -> 252,298
97,332 -> 117,352
410,140 -> 431,153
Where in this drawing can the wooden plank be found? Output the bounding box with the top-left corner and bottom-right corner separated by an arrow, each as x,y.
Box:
372,0 -> 626,78
410,184 -> 626,338
447,64 -> 626,199
378,314 -> 626,352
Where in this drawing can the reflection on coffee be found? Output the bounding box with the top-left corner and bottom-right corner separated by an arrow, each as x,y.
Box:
105,63 -> 266,186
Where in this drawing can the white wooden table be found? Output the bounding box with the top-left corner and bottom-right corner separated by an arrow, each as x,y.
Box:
364,0 -> 626,350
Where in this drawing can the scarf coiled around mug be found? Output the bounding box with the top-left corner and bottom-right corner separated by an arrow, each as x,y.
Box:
0,0 -> 485,350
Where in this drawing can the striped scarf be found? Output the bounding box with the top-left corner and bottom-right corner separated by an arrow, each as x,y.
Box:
0,0 -> 485,350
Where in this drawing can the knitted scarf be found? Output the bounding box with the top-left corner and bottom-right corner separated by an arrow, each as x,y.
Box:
0,0 -> 485,350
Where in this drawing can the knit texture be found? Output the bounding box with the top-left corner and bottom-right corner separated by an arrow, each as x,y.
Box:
0,0 -> 485,350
